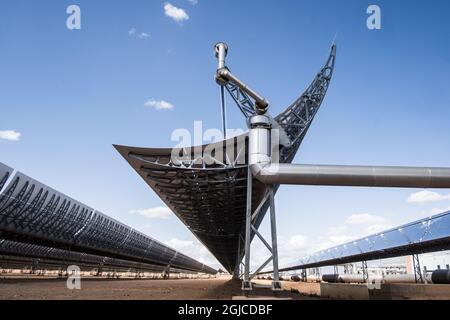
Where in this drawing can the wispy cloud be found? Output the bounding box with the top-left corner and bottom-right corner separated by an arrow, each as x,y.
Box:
0,130 -> 21,141
165,237 -> 218,268
145,99 -> 174,111
407,190 -> 450,204
427,206 -> 450,215
129,28 -> 150,40
187,0 -> 198,5
164,3 -> 189,23
310,214 -> 392,253
130,207 -> 173,220
345,213 -> 390,225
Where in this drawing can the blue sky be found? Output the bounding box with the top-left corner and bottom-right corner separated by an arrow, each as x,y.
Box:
1,0 -> 450,270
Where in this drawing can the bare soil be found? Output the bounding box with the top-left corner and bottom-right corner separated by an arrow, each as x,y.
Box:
0,277 -> 317,300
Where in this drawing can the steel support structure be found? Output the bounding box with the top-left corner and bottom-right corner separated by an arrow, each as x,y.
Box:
361,261 -> 369,283
116,41 -> 450,294
301,269 -> 307,282
214,42 -> 283,292
242,177 -> 281,291
413,254 -> 424,284
334,265 -> 339,276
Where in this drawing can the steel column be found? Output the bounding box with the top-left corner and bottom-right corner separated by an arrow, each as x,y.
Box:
220,86 -> 227,139
362,261 -> 369,282
242,168 -> 253,291
269,186 -> 281,291
413,254 -> 424,283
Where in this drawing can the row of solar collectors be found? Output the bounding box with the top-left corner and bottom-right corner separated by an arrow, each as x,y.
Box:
283,210 -> 450,270
0,162 -> 216,274
0,238 -> 192,273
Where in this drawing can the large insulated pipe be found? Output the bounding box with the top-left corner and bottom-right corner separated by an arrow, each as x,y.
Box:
322,273 -> 439,284
431,269 -> 450,284
252,163 -> 450,188
248,116 -> 450,189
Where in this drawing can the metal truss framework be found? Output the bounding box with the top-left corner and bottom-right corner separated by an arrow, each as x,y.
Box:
115,46 -> 337,275
412,254 -> 424,283
278,210 -> 450,272
0,162 -> 216,274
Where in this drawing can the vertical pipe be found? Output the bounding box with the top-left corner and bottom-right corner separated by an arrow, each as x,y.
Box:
233,235 -> 241,280
269,186 -> 279,282
220,86 -> 227,139
244,168 -> 252,282
216,43 -> 227,69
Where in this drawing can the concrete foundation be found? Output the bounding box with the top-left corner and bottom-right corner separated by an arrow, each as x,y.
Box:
275,281 -> 450,300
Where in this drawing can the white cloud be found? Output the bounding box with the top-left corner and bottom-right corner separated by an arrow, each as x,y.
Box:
166,238 -> 194,249
129,28 -> 150,40
187,0 -> 198,5
165,237 -> 219,269
130,207 -> 173,220
429,207 -> 450,215
363,223 -> 393,235
145,99 -> 174,111
408,191 -> 450,204
345,213 -> 389,225
0,130 -> 21,141
303,213 -> 392,256
285,235 -> 308,250
327,225 -> 348,236
316,235 -> 358,251
164,3 -> 189,23
247,234 -> 311,271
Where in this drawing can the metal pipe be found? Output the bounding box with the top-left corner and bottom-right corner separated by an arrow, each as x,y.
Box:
214,42 -> 228,70
220,86 -> 227,139
243,168 -> 252,283
248,115 -> 450,189
214,42 -> 268,114
217,69 -> 269,114
269,186 -> 280,283
431,269 -> 450,284
322,273 -> 436,284
251,163 -> 450,188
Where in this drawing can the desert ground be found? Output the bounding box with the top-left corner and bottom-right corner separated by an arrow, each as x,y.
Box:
0,276 -> 317,300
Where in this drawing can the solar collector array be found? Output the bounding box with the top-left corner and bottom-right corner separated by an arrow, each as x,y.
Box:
279,211 -> 450,271
0,162 -> 215,274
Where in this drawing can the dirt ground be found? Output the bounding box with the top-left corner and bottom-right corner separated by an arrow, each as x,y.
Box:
0,277 -> 319,300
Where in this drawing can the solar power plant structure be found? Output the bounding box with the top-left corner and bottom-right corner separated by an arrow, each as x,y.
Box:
115,46 -> 337,274
0,162 -> 216,274
0,239 -> 194,274
278,210 -> 450,271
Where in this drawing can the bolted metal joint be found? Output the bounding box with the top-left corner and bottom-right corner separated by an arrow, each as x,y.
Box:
250,115 -> 272,129
215,67 -> 230,86
255,102 -> 269,115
